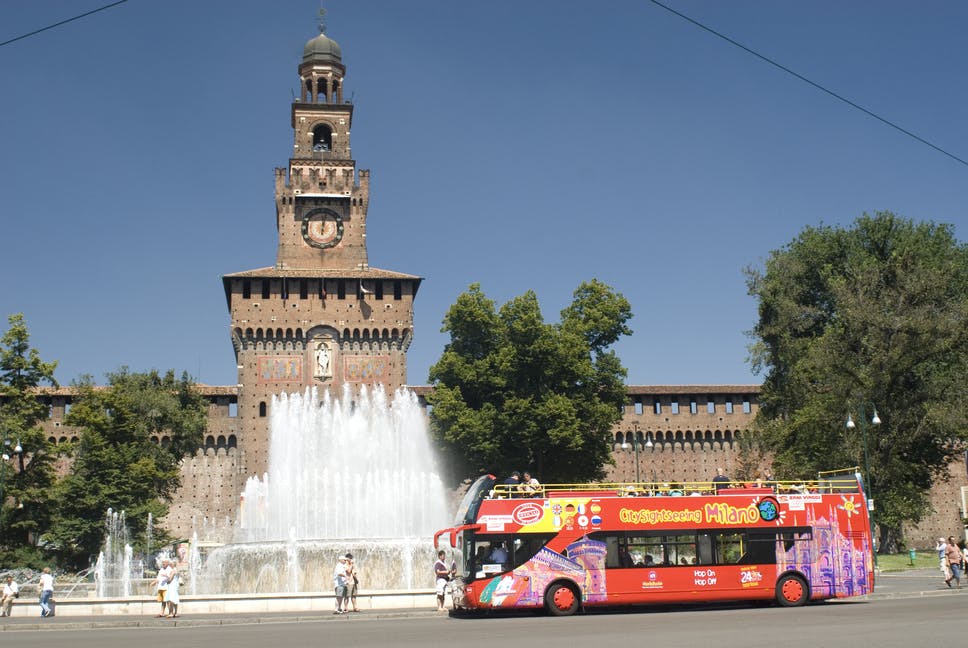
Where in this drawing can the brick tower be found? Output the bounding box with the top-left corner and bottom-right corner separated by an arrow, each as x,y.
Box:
222,23 -> 421,480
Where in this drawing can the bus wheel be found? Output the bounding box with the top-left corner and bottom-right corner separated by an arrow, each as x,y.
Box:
776,574 -> 808,607
545,583 -> 580,616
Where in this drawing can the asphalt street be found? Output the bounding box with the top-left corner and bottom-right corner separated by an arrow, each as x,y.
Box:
0,568 -> 956,635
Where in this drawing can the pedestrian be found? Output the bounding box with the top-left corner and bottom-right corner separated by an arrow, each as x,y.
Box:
154,558 -> 172,617
38,567 -> 54,618
1,575 -> 19,617
344,553 -> 359,612
434,550 -> 452,612
164,564 -> 180,617
937,537 -> 951,585
945,536 -> 963,588
333,555 -> 349,614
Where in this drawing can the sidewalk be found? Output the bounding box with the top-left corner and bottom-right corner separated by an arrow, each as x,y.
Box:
0,569 -> 958,631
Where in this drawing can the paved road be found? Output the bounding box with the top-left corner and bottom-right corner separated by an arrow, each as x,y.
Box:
0,569 -> 959,648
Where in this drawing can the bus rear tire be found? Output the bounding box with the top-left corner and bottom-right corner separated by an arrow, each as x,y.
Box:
545,582 -> 580,616
776,573 -> 808,607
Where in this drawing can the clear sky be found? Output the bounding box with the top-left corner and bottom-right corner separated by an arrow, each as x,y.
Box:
2,1 -> 966,390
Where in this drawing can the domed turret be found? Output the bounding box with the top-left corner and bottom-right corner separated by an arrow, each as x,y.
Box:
303,31 -> 342,64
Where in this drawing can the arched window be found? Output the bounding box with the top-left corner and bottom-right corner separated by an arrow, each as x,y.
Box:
312,124 -> 333,153
259,401 -> 267,417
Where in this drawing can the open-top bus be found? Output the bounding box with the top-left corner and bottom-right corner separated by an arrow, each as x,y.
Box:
434,471 -> 873,615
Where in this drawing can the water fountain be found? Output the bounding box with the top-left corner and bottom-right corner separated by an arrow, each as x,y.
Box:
196,385 -> 450,594
94,508 -> 141,597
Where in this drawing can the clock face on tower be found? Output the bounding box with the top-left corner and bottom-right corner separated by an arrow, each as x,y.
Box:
301,208 -> 344,249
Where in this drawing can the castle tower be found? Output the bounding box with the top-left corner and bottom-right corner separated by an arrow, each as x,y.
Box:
222,21 -> 422,479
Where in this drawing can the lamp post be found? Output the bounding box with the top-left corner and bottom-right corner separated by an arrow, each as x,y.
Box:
846,406 -> 881,557
621,423 -> 652,484
0,439 -> 22,531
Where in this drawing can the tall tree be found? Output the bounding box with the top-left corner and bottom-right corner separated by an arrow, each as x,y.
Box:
0,314 -> 60,566
47,368 -> 207,569
428,280 -> 632,485
746,211 -> 968,552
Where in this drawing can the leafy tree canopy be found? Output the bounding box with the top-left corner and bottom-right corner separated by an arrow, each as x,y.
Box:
0,314 -> 60,566
47,368 -> 207,569
428,280 -> 632,485
746,211 -> 968,552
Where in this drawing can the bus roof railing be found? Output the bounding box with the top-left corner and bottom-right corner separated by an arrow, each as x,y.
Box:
489,477 -> 861,499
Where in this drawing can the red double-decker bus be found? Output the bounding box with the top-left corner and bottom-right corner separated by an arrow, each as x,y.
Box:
434,470 -> 873,616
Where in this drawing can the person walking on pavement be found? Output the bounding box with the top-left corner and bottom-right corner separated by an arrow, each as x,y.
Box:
945,536 -> 963,588
38,567 -> 54,617
937,537 -> 951,585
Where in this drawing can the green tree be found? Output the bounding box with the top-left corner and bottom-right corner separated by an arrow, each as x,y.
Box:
47,368 -> 207,569
428,280 -> 632,485
746,211 -> 968,552
0,314 -> 60,566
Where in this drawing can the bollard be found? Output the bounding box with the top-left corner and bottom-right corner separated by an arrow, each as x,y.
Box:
909,548 -> 917,565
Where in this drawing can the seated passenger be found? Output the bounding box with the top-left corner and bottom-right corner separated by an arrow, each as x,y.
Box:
618,546 -> 634,568
522,471 -> 542,497
487,542 -> 509,564
643,554 -> 656,566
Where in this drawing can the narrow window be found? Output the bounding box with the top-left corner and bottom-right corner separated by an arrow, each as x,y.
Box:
690,400 -> 697,414
393,281 -> 402,300
375,281 -> 384,300
337,280 -> 346,299
743,399 -> 751,414
261,280 -> 270,299
229,402 -> 238,417
634,400 -> 643,415
654,399 -> 661,415
707,399 -> 715,414
725,401 -> 734,414
671,401 -> 680,414
299,280 -> 308,299
242,279 -> 251,299
259,401 -> 267,417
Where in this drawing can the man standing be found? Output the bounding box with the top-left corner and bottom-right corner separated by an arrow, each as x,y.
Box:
434,550 -> 453,612
712,468 -> 730,493
1,575 -> 19,616
333,555 -> 349,614
38,567 -> 53,617
945,536 -> 963,588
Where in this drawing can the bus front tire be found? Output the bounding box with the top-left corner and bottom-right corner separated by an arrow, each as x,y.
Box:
545,582 -> 580,616
776,573 -> 808,607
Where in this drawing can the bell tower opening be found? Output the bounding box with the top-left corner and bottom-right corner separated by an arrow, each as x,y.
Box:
311,124 -> 333,152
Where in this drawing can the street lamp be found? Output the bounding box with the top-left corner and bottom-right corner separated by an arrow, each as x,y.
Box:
0,439 -> 23,530
846,406 -> 881,556
621,423 -> 652,484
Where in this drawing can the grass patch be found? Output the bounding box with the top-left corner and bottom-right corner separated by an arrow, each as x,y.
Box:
877,551 -> 938,572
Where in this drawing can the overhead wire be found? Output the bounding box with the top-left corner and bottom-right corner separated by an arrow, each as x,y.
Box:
648,0 -> 968,168
0,0 -> 129,49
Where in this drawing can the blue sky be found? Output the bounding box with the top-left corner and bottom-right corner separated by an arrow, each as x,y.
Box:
2,0 -> 966,389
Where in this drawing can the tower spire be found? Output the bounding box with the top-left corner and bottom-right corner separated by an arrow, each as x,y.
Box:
318,8 -> 327,34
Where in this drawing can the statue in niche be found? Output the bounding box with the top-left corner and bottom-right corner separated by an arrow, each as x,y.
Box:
314,339 -> 333,380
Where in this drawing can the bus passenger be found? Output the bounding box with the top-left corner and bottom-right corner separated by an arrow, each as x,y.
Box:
712,468 -> 730,492
522,472 -> 542,497
487,542 -> 509,564
503,472 -> 522,498
618,545 -> 634,568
